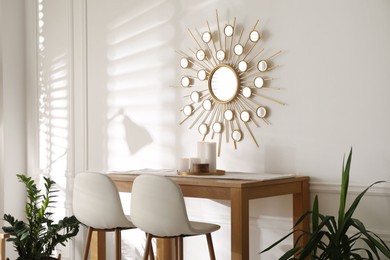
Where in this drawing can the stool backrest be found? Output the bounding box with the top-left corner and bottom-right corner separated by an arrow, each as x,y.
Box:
131,175 -> 192,237
73,172 -> 130,229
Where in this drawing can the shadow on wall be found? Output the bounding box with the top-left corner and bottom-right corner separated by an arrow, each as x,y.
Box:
108,109 -> 153,155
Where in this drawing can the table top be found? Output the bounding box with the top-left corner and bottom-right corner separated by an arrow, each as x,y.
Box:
107,169 -> 309,189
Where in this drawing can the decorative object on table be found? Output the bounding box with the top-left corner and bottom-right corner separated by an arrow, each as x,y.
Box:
177,10 -> 284,156
193,163 -> 209,173
197,141 -> 216,172
260,148 -> 390,259
177,141 -> 224,176
189,157 -> 201,172
177,169 -> 225,176
2,174 -> 80,260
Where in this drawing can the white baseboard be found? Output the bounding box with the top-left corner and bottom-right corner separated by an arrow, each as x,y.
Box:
310,181 -> 390,197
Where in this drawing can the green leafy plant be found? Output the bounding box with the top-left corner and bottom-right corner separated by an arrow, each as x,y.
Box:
261,148 -> 390,260
2,174 -> 80,260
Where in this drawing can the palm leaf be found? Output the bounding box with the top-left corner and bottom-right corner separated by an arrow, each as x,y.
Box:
338,181 -> 384,239
352,218 -> 390,258
338,148 -> 352,227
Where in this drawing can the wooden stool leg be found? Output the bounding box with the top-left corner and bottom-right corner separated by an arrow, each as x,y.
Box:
143,234 -> 152,260
83,227 -> 94,260
174,238 -> 179,260
1,233 -> 10,260
144,233 -> 155,260
178,237 -> 183,260
206,233 -> 216,260
115,229 -> 121,260
149,242 -> 155,260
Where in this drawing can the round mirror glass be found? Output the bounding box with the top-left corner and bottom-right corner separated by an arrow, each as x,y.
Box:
257,107 -> 267,118
202,32 -> 212,43
203,99 -> 212,110
209,65 -> 239,103
181,76 -> 190,87
198,124 -> 209,135
258,60 -> 268,72
250,31 -> 260,42
242,87 -> 252,98
238,61 -> 248,72
191,91 -> 200,102
240,111 -> 250,122
196,50 -> 206,61
197,69 -> 207,81
224,25 -> 234,37
216,50 -> 225,61
232,130 -> 242,142
212,122 -> 222,133
180,58 -> 189,68
224,109 -> 234,121
234,44 -> 244,55
254,76 -> 264,88
183,105 -> 193,116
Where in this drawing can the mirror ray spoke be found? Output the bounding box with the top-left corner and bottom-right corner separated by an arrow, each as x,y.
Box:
247,48 -> 264,64
206,21 -> 219,61
237,96 -> 256,112
189,110 -> 206,129
244,122 -> 259,147
195,28 -> 219,67
232,28 -> 245,65
189,48 -> 214,70
265,50 -> 282,61
227,18 -> 237,64
207,104 -> 218,126
243,40 -> 259,60
216,10 -> 222,51
187,28 -> 205,52
200,110 -> 212,125
253,93 -> 286,106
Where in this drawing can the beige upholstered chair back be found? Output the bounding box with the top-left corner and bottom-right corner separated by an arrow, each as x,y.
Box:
73,172 -> 131,229
131,174 -> 193,237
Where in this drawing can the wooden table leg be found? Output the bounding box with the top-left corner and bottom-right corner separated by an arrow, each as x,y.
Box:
90,230 -> 106,260
156,238 -> 173,260
292,180 -> 310,248
231,188 -> 249,260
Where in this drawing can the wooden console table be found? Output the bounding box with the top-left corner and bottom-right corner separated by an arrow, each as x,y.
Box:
90,172 -> 310,260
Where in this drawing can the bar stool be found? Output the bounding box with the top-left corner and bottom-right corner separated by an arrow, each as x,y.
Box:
131,174 -> 220,260
73,172 -> 136,260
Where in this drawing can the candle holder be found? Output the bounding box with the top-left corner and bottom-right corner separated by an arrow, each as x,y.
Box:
177,169 -> 225,176
177,141 -> 224,176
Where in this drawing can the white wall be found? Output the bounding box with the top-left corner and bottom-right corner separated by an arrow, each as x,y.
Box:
0,0 -> 26,259
24,0 -> 390,259
84,0 -> 390,183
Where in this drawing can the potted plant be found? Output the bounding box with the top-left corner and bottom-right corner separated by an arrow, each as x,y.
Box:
2,174 -> 80,260
261,149 -> 390,259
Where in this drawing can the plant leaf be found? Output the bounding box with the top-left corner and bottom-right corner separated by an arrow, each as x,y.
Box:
338,147 -> 352,227
352,218 -> 390,258
338,181 -> 384,238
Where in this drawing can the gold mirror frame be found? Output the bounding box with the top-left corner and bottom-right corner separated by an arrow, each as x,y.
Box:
177,10 -> 284,156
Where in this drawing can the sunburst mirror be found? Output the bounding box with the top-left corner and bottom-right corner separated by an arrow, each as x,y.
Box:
177,10 -> 284,156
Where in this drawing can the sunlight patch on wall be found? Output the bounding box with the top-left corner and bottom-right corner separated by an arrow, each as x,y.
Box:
37,0 -> 70,220
87,0 -> 177,171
